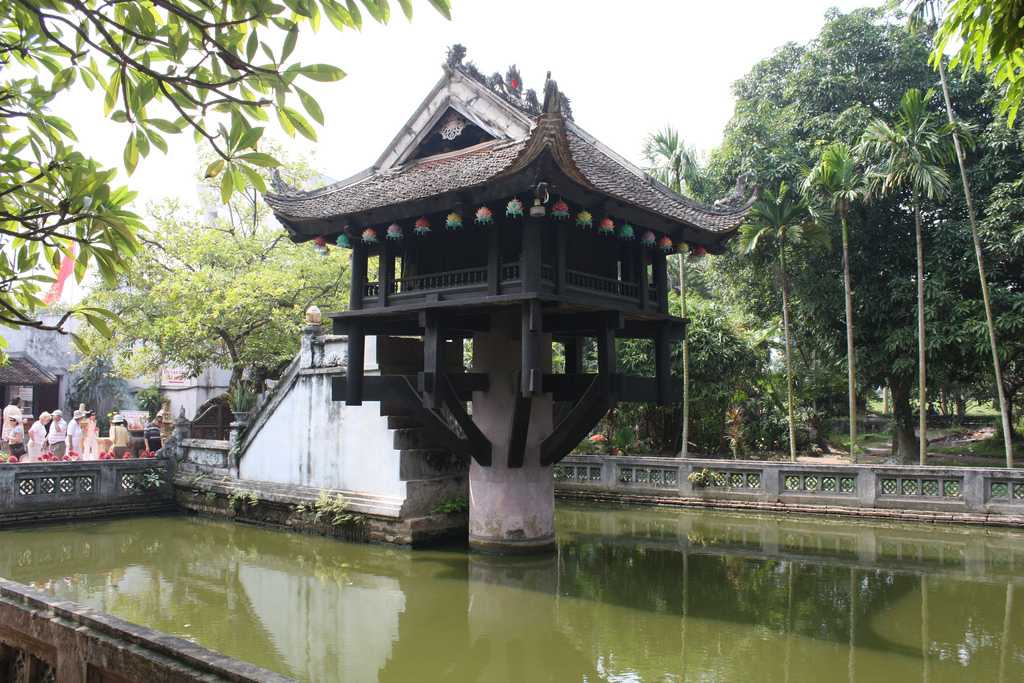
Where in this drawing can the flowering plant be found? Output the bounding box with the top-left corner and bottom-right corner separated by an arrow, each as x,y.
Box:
140,449 -> 157,459
99,451 -> 116,460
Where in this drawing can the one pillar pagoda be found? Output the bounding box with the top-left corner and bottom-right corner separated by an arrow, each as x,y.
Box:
267,48 -> 752,553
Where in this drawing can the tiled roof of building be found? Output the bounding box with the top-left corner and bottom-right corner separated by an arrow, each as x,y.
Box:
0,355 -> 58,385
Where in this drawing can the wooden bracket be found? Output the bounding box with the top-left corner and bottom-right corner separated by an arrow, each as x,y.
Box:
540,374 -> 615,466
507,377 -> 532,468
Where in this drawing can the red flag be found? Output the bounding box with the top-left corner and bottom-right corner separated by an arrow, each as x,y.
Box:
44,245 -> 76,305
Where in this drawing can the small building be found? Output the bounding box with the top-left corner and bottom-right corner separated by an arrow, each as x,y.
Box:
266,48 -> 750,552
0,317 -> 79,417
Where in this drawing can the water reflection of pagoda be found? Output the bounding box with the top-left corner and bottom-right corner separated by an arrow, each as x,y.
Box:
267,47 -> 752,552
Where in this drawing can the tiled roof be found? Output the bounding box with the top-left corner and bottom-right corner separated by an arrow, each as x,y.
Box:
266,93 -> 751,236
0,356 -> 58,385
265,139 -> 526,222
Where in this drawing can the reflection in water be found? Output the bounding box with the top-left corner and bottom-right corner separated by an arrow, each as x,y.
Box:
0,506 -> 1022,682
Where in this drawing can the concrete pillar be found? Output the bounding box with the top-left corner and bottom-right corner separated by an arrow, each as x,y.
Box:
469,310 -> 555,554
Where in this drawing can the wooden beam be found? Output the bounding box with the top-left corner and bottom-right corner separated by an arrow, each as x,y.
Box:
332,374 -> 487,402
437,373 -> 492,466
521,216 -> 543,293
655,322 -> 672,406
507,383 -> 532,468
652,249 -> 668,314
487,225 -> 500,296
521,300 -> 544,396
349,244 -> 367,311
555,222 -> 567,294
420,310 -> 440,409
540,375 -> 614,466
637,242 -> 649,312
560,335 -> 584,375
380,239 -> 394,307
345,323 -> 364,405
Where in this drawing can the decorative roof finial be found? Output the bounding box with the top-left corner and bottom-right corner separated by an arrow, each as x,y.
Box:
542,72 -> 561,114
270,169 -> 299,195
446,43 -> 467,68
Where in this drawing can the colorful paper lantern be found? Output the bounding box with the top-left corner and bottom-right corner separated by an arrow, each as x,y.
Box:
551,199 -> 570,219
641,230 -> 656,247
506,197 -> 524,218
692,245 -> 707,258
386,223 -> 403,240
576,210 -> 593,229
414,217 -> 431,236
475,206 -> 493,225
336,233 -> 351,248
598,217 -> 615,235
446,212 -> 463,230
312,235 -> 328,256
618,223 -> 635,240
361,228 -> 378,244
658,235 -> 673,252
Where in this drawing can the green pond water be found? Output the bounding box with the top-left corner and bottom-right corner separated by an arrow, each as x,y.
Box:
1,506 -> 1022,682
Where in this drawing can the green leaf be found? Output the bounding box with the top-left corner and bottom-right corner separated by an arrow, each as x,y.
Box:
427,0 -> 451,20
246,30 -> 259,62
282,25 -> 299,63
145,118 -> 182,134
346,0 -> 363,28
220,167 -> 235,202
283,107 -> 317,141
300,64 -> 346,82
296,86 -> 324,124
398,0 -> 413,20
205,159 -> 226,178
237,152 -> 281,167
123,133 -> 139,174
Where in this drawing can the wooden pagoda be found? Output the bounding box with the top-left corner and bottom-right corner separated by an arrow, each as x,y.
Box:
267,48 -> 751,552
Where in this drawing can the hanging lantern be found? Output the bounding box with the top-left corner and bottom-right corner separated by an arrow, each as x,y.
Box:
598,217 -> 615,235
691,245 -> 707,258
618,223 -> 635,240
312,236 -> 328,256
575,210 -> 593,229
641,230 -> 656,247
446,212 -> 463,230
361,228 -> 378,244
658,235 -> 673,252
386,223 -> 403,240
506,197 -> 524,218
414,217 -> 431,236
336,233 -> 351,248
551,199 -> 570,220
475,206 -> 494,225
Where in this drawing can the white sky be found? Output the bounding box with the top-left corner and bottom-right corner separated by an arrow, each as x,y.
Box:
54,0 -> 869,212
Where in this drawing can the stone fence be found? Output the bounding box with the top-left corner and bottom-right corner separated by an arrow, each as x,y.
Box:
0,578 -> 292,682
0,459 -> 174,527
555,455 -> 1024,527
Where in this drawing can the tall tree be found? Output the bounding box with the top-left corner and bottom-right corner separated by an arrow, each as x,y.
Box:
0,0 -> 449,342
860,88 -> 956,465
739,183 -> 822,461
908,0 -> 1015,466
804,142 -> 865,462
643,126 -> 703,458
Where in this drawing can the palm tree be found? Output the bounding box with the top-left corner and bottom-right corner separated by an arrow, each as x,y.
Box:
643,126 -> 703,459
803,143 -> 865,463
859,88 -> 956,465
739,182 -> 821,462
907,0 -> 1014,467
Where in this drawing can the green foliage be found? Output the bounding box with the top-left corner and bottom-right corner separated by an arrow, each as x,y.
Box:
687,468 -> 714,488
68,354 -> 130,433
79,153 -> 348,386
0,0 -> 449,340
228,489 -> 260,510
135,386 -> 163,416
432,496 -> 469,514
227,383 -> 257,412
295,490 -> 361,526
934,0 -> 1024,124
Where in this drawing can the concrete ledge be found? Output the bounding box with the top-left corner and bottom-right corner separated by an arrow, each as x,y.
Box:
554,454 -> 1024,528
0,578 -> 293,682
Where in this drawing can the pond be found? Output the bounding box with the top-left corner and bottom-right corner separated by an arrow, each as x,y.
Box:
0,505 -> 1021,682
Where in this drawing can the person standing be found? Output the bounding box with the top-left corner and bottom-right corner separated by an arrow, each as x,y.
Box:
66,409 -> 84,455
2,397 -> 22,449
111,415 -> 131,458
48,410 -> 68,458
83,411 -> 99,460
6,416 -> 26,460
27,412 -> 51,461
144,418 -> 163,453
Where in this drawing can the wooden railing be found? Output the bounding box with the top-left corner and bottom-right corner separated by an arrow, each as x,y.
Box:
500,262 -> 520,281
566,269 -> 639,299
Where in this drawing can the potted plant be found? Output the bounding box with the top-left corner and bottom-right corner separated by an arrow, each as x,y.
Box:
227,383 -> 257,424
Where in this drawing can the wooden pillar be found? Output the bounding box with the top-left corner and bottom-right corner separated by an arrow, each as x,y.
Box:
521,300 -> 543,396
655,322 -> 671,405
597,315 -> 617,401
555,223 -> 568,294
346,322 -> 364,405
380,240 -> 394,307
522,217 -> 543,293
487,225 -> 500,296
652,249 -> 668,313
349,244 -> 367,311
637,242 -> 649,311
563,335 -> 583,375
420,310 -> 440,409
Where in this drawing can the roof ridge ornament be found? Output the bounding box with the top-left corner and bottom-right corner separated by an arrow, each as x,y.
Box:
443,44 -> 569,120
270,169 -> 302,196
713,173 -> 758,212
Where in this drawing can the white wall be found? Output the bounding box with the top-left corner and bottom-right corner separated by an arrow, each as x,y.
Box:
238,336 -> 407,502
